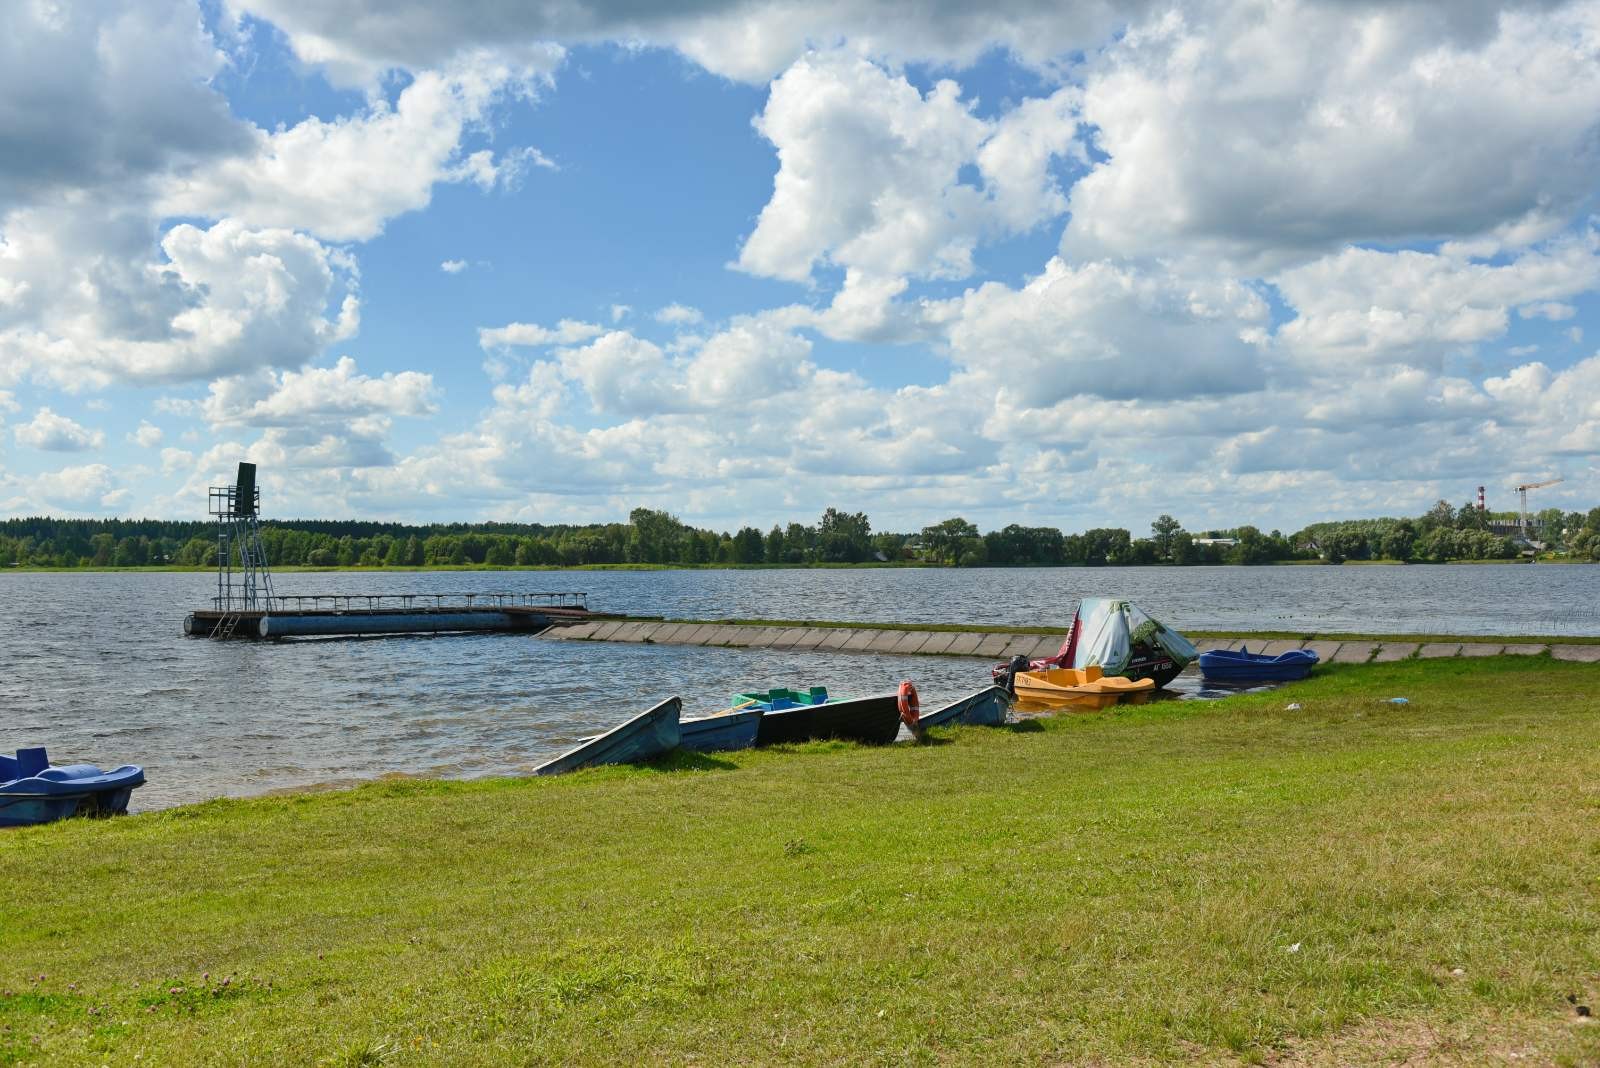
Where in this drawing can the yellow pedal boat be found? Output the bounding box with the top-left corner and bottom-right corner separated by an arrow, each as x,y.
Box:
1013,666 -> 1157,710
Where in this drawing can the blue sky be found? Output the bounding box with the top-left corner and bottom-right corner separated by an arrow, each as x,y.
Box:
1,0 -> 1598,533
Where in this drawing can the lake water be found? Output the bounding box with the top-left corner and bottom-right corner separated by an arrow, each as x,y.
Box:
2,564 -> 1594,811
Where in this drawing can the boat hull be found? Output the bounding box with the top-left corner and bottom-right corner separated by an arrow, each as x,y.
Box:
919,687 -> 1011,729
679,708 -> 763,753
755,694 -> 902,747
1014,668 -> 1155,710
534,697 -> 682,776
0,755 -> 146,828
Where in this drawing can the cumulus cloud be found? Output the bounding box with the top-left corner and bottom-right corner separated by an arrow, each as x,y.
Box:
159,50 -> 562,242
1274,231 -> 1600,369
738,52 -> 1079,285
478,319 -> 607,349
654,303 -> 704,325
0,0 -> 248,208
0,216 -> 359,388
1,463 -> 121,513
440,259 -> 468,274
932,257 -> 1271,406
226,0 -> 1153,85
197,356 -> 438,469
1064,1 -> 1600,267
13,408 -> 106,452
202,356 -> 438,427
130,421 -> 165,447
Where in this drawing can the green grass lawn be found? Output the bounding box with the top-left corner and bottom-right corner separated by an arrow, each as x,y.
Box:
3,657 -> 1598,1065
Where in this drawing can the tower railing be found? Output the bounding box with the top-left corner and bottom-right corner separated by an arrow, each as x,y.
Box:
207,591 -> 590,613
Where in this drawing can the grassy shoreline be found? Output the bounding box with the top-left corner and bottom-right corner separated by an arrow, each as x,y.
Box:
3,656 -> 1598,1064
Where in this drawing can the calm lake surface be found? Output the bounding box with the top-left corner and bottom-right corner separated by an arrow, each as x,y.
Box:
3,564 -> 1594,810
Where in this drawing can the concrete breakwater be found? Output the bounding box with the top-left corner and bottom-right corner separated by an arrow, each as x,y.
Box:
544,620 -> 1600,663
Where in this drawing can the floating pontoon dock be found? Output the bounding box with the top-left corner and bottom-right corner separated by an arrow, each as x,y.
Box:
185,591 -> 621,639
184,462 -> 631,640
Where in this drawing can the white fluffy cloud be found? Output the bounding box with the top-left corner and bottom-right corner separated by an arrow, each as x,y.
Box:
0,216 -> 359,388
0,463 -> 121,514
738,52 -> 1079,285
1274,231 -> 1600,368
932,257 -> 1270,406
13,408 -> 106,452
1065,1 -> 1600,267
202,356 -> 437,427
226,0 -> 1153,85
0,0 -> 247,208
654,303 -> 704,325
478,319 -> 607,349
131,421 -> 165,447
196,356 -> 438,469
159,51 -> 561,242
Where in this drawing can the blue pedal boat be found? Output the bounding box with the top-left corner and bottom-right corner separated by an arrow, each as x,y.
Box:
1,748 -> 145,828
1198,647 -> 1319,683
918,686 -> 1011,729
534,697 -> 681,776
679,706 -> 764,753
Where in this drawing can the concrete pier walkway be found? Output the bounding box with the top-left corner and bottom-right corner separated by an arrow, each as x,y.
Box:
544,620 -> 1600,662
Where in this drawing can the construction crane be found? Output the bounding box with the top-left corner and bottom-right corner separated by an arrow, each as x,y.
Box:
1515,478 -> 1564,543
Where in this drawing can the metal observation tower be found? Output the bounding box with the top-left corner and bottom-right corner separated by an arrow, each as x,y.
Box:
208,461 -> 274,634
183,461 -> 602,640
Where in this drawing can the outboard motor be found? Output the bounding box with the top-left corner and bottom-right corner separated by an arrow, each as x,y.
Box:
1000,654 -> 1032,696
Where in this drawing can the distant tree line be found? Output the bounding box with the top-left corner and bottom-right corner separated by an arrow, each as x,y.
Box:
2,500 -> 1597,570
1298,500 -> 1600,563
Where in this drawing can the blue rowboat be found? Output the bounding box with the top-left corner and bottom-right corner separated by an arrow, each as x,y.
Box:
918,686 -> 1011,729
1,748 -> 146,828
679,707 -> 763,753
755,693 -> 902,747
534,697 -> 681,776
1198,647 -> 1319,683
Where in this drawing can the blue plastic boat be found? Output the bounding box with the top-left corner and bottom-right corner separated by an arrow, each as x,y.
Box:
1,748 -> 146,828
918,686 -> 1011,729
679,707 -> 763,753
534,697 -> 681,776
1198,647 -> 1319,683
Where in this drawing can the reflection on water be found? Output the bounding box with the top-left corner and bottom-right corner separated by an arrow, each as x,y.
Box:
1,564 -> 1591,810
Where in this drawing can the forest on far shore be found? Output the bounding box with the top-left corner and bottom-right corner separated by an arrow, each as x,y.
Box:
2,499 -> 1597,570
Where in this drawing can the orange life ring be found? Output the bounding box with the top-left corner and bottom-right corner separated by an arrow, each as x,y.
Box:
897,679 -> 921,731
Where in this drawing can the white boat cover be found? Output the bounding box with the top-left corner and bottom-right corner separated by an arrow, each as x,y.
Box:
1066,597 -> 1198,673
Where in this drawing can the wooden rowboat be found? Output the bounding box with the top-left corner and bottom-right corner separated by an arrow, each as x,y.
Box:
755,693 -> 902,747
679,707 -> 763,753
534,697 -> 681,776
918,686 -> 1011,729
